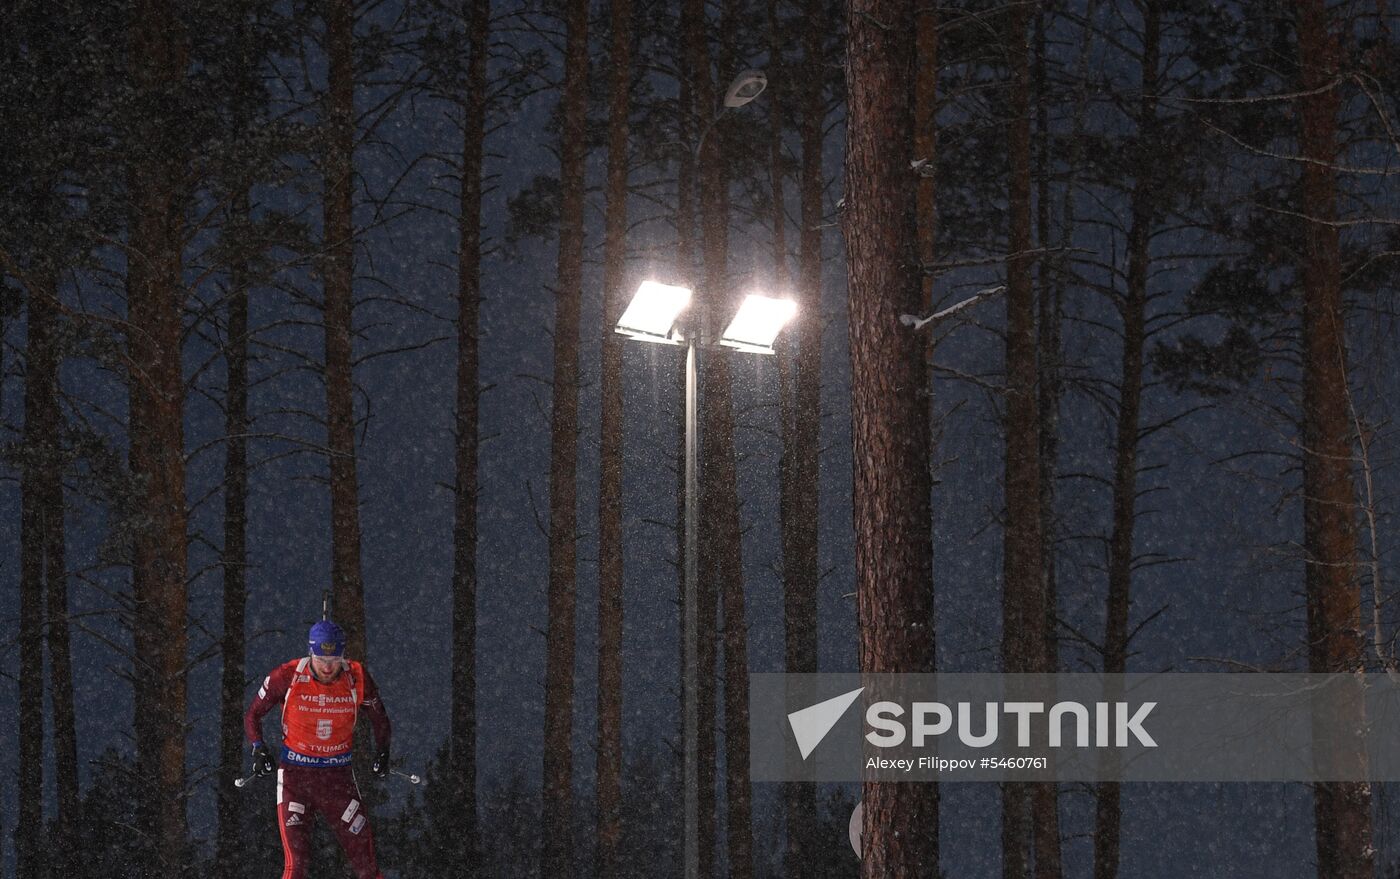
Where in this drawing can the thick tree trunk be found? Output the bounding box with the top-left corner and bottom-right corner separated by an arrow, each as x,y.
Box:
216,193 -> 252,879
322,0 -> 367,661
1294,2 -> 1373,876
912,6 -> 941,872
541,0 -> 588,872
127,2 -> 191,870
779,0 -> 826,871
1001,2 -> 1043,876
595,0 -> 631,871
1093,6 -> 1157,878
845,0 -> 938,872
1028,14 -> 1062,877
450,2 -> 489,874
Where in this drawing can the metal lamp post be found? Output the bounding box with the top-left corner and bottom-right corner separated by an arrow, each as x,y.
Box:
613,68 -> 774,878
616,279 -> 794,877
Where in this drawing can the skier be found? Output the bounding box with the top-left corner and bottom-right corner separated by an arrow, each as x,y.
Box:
245,619 -> 392,879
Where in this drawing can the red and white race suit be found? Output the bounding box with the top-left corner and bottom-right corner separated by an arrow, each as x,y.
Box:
245,656 -> 392,879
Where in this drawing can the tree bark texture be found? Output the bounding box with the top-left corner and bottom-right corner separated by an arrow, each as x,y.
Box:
1000,2 -> 1045,876
844,0 -> 939,872
127,2 -> 191,871
322,0 -> 368,662
913,6 -> 942,873
779,0 -> 827,871
1294,1 -> 1373,876
450,1 -> 489,874
542,0 -> 588,871
595,0 -> 631,870
41,285 -> 78,878
1027,13 -> 1062,878
16,270 -> 57,879
217,193 -> 252,879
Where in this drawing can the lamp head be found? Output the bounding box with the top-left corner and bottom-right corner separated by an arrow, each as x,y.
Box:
615,280 -> 693,344
723,70 -> 768,108
719,293 -> 797,354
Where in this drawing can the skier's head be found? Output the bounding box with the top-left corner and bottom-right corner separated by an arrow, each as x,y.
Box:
308,620 -> 348,682
308,619 -> 346,658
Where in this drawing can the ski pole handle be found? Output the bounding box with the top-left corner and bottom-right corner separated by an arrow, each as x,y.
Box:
390,769 -> 421,785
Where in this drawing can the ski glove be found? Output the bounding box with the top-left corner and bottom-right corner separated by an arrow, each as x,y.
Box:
372,747 -> 390,778
251,742 -> 275,777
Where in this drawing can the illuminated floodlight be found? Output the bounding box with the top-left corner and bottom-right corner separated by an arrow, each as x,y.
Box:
719,293 -> 797,354
616,280 -> 692,343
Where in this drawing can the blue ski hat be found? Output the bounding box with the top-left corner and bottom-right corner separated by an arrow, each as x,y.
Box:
308,620 -> 346,657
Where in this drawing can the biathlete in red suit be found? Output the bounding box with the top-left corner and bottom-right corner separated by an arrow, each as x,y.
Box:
244,620 -> 392,879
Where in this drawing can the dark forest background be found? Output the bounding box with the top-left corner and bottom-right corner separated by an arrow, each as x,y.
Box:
2,0 -> 1399,876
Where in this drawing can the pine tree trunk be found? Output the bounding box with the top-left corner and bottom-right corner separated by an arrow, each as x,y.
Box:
913,6 -> 941,872
845,0 -> 939,871
41,286 -> 78,877
127,2 -> 191,869
1093,6 -> 1157,877
595,0 -> 631,869
322,0 -> 367,661
780,0 -> 826,870
450,2 -> 489,875
766,0 -> 789,296
542,0 -> 588,871
217,193 -> 252,879
1028,13 -> 1062,877
1294,2 -> 1373,876
16,270 -> 54,879
1001,2 -> 1042,876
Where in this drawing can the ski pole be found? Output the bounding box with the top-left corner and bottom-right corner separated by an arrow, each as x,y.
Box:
390,769 -> 421,785
233,770 -> 261,789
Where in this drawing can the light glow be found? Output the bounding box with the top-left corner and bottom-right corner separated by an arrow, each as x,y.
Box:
719,294 -> 797,354
616,280 -> 692,343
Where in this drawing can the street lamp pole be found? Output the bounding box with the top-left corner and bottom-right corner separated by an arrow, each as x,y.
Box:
616,69 -> 772,879
681,329 -> 699,878
616,283 -> 794,878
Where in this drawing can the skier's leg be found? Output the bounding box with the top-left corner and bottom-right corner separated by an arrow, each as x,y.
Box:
276,767 -> 312,879
322,768 -> 384,879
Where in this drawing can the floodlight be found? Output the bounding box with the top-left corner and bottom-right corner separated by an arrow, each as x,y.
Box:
723,70 -> 768,108
616,280 -> 692,343
718,293 -> 797,354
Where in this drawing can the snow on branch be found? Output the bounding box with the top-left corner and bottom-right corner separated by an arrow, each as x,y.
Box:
1153,75 -> 1344,105
900,284 -> 1006,331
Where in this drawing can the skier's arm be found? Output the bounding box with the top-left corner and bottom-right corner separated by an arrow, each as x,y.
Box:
244,663 -> 292,746
359,667 -> 392,752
